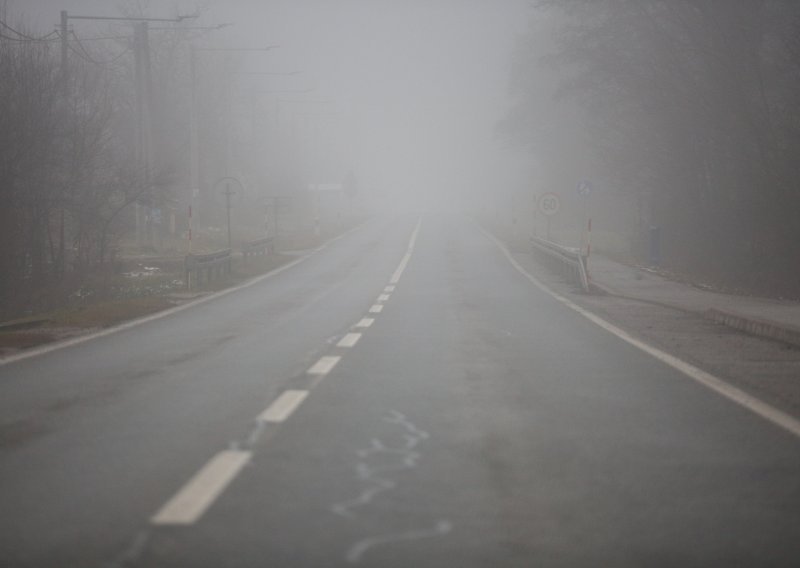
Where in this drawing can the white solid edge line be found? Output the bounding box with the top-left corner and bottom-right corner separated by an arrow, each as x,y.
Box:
308,355 -> 341,375
257,390 -> 309,423
337,333 -> 362,348
478,225 -> 800,440
151,450 -> 252,525
0,221 -> 370,367
356,318 -> 374,328
369,304 -> 384,313
378,294 -> 391,302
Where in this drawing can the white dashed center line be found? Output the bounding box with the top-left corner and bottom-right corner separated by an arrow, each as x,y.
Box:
308,355 -> 341,375
337,333 -> 362,348
151,450 -> 252,525
257,390 -> 309,423
390,253 -> 411,284
147,218 -> 425,534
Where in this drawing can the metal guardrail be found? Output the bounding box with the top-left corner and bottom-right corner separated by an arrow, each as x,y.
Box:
241,236 -> 275,261
530,235 -> 590,292
185,249 -> 231,289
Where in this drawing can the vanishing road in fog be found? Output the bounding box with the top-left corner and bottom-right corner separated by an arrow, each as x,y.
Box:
1,216 -> 799,567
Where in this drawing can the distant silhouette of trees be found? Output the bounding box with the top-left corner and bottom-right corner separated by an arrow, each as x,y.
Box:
503,0 -> 800,296
0,6 -> 206,317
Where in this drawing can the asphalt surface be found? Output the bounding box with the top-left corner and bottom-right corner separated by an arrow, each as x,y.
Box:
1,213 -> 799,567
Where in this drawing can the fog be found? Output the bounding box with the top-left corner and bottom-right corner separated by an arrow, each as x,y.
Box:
4,0 -> 800,298
13,0 -> 529,212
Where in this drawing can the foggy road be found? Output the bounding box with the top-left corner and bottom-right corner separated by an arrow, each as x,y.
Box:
1,214 -> 799,567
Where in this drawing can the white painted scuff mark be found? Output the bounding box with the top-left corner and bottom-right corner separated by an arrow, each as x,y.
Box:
331,437 -> 420,519
105,530 -> 152,568
332,412 -> 429,519
332,410 -> 452,563
346,520 -> 453,564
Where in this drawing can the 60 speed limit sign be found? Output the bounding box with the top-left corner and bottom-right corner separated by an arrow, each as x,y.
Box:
538,192 -> 561,216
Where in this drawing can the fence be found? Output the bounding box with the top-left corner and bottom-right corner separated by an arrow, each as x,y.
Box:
185,249 -> 231,289
241,236 -> 275,261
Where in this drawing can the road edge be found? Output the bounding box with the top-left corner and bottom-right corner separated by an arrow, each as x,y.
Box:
477,224 -> 800,441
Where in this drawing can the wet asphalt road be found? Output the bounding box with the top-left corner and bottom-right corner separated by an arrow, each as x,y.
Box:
1,213 -> 799,567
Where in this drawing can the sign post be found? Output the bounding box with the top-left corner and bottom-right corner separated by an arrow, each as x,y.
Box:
577,180 -> 593,255
538,192 -> 560,239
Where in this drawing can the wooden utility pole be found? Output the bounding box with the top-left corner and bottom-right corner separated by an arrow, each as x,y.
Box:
58,11 -> 69,274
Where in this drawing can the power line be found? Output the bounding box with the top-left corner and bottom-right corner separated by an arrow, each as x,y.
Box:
0,18 -> 58,41
68,30 -> 131,66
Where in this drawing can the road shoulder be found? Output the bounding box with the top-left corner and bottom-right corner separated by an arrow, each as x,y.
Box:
483,226 -> 800,432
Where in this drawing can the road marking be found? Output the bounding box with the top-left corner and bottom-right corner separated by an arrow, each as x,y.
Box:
384,286 -> 395,293
390,253 -> 411,284
389,217 -> 422,284
151,450 -> 251,525
407,218 -> 422,251
369,305 -> 383,314
308,355 -> 341,375
480,225 -> 800,440
355,318 -> 374,328
377,294 -> 391,302
257,390 -> 309,423
347,521 -> 452,564
338,333 -> 362,348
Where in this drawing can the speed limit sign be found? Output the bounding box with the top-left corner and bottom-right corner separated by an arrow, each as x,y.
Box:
538,192 -> 561,216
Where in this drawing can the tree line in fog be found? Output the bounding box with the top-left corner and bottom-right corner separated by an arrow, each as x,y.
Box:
0,6 -> 232,316
503,1 -> 800,296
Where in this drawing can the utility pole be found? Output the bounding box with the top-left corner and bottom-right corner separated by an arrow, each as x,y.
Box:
60,11 -> 196,249
58,11 -> 69,275
60,12 -> 69,96
139,21 -> 156,246
189,47 -> 199,253
190,45 -> 277,252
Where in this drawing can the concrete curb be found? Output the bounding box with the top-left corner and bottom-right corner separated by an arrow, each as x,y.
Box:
705,308 -> 800,348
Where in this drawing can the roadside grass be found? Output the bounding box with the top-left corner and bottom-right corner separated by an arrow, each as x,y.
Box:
48,296 -> 177,328
0,331 -> 59,350
0,296 -> 174,354
0,253 -> 297,356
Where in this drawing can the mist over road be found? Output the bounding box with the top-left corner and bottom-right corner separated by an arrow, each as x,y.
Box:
1,214 -> 798,567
